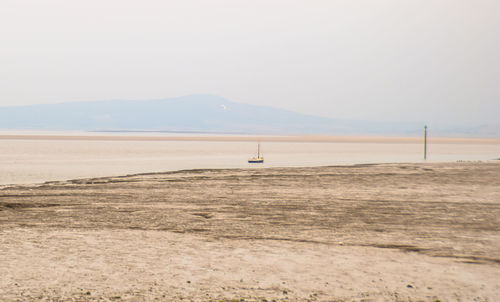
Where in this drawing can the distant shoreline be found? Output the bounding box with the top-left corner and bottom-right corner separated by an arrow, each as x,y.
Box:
1,133 -> 500,144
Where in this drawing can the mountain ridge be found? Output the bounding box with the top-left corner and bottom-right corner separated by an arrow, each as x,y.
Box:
0,94 -> 497,137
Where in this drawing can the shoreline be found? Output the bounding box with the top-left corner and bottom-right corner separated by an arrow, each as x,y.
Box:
2,160 -> 497,188
1,133 -> 500,144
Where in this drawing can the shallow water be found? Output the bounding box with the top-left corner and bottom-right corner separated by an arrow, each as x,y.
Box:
0,133 -> 499,185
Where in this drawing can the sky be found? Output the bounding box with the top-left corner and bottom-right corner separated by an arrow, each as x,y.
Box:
1,0 -> 499,128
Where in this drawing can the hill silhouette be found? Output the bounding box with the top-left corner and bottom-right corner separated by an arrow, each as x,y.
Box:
1,94 -> 495,136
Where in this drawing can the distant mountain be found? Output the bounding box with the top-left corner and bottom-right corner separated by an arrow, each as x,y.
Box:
0,94 -> 496,136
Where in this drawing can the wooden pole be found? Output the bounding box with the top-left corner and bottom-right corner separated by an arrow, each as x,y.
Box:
424,125 -> 428,160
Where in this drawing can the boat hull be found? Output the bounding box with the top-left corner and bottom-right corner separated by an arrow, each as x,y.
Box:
248,158 -> 264,163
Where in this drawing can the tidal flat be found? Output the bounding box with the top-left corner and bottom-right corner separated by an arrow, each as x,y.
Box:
1,162 -> 499,301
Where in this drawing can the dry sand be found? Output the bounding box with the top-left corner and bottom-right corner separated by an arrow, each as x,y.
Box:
1,162 -> 499,301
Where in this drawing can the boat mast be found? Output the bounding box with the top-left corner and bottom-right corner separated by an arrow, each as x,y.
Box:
258,142 -> 260,158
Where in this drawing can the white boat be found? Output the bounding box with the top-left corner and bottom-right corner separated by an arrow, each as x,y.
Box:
248,143 -> 264,163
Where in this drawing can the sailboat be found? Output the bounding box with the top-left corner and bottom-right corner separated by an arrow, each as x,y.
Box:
248,142 -> 264,163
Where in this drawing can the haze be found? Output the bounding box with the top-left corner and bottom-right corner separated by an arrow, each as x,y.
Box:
1,0 -> 499,128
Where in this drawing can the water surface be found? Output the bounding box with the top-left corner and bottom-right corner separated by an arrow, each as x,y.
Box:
1,132 -> 498,185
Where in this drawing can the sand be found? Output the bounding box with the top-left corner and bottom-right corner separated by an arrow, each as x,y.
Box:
1,133 -> 500,144
1,162 -> 499,301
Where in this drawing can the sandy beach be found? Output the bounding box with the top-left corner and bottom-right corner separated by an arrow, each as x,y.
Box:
1,162 -> 499,301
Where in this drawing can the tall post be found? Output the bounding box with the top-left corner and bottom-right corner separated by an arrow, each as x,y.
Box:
424,125 -> 428,160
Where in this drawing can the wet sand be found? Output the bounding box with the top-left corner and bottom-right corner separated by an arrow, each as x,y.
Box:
1,162 -> 499,301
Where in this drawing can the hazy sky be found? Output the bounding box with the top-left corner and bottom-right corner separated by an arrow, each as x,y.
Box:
1,0 -> 499,127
